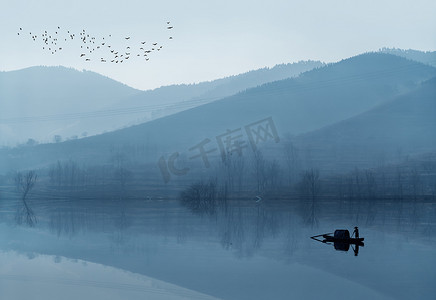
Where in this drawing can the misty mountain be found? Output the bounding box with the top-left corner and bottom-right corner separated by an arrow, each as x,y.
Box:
1,52 -> 435,174
292,76 -> 436,172
379,48 -> 436,67
113,52 -> 434,152
0,61 -> 323,146
116,61 -> 325,104
99,60 -> 324,136
0,66 -> 141,145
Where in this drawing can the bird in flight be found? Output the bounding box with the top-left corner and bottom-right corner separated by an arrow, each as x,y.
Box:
17,22 -> 175,64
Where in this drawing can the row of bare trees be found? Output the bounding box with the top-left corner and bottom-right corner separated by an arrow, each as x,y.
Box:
333,166 -> 434,201
48,160 -> 86,188
47,154 -> 132,193
216,148 -> 283,196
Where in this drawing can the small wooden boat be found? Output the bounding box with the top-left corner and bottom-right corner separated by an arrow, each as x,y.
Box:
322,234 -> 364,244
311,229 -> 364,245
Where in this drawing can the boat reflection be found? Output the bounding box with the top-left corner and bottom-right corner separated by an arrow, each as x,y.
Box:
311,229 -> 365,256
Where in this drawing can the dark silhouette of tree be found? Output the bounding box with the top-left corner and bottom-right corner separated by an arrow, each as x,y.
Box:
219,150 -> 245,192
111,152 -> 132,195
251,149 -> 266,194
283,138 -> 299,186
180,179 -> 217,215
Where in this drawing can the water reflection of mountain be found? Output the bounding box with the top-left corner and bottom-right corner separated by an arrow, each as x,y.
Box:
1,196 -> 434,255
0,196 -> 435,299
1,50 -> 436,300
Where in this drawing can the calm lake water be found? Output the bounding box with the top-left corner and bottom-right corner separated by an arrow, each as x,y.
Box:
1,197 -> 435,300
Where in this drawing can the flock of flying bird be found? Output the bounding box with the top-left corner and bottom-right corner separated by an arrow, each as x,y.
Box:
17,22 -> 174,64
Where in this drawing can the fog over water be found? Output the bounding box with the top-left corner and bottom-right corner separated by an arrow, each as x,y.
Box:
1,2 -> 436,299
1,190 -> 435,299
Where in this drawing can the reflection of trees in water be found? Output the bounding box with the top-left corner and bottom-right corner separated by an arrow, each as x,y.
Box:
219,206 -> 245,252
282,213 -> 300,261
111,201 -> 133,246
180,179 -> 217,216
46,200 -> 126,238
298,169 -> 320,228
49,207 -> 77,238
217,201 -> 281,258
423,204 -> 436,236
9,191 -> 435,260
14,171 -> 38,227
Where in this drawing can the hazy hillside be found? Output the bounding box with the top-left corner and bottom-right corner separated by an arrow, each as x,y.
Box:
119,52 -> 434,150
1,52 -> 435,174
103,60 -> 325,127
293,76 -> 436,172
115,60 -> 325,107
379,48 -> 436,67
0,61 -> 322,146
0,66 -> 140,116
0,66 -> 141,145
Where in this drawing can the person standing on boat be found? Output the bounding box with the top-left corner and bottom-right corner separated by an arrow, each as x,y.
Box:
353,226 -> 359,238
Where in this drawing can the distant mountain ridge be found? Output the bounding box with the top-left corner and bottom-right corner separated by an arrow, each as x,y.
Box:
0,66 -> 140,114
379,48 -> 436,67
0,61 -> 323,146
0,66 -> 141,145
1,52 -> 435,174
2,48 -> 433,147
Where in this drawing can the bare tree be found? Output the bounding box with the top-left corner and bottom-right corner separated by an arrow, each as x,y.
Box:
365,170 -> 377,199
111,152 -> 132,195
283,139 -> 299,186
265,159 -> 281,192
220,151 -> 245,192
352,168 -> 362,222
15,171 -> 37,226
251,149 -> 266,194
410,167 -> 421,201
364,170 -> 377,225
353,168 -> 362,200
396,167 -> 403,200
379,170 -> 387,199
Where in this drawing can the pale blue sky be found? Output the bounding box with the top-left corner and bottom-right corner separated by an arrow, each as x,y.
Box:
1,0 -> 435,90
